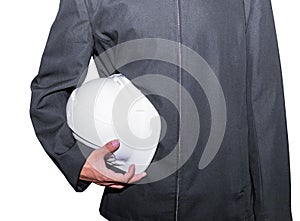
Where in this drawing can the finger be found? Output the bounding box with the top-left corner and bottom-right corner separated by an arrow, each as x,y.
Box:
102,164 -> 136,183
120,164 -> 136,183
93,180 -> 120,187
128,172 -> 147,184
93,179 -> 126,189
101,139 -> 120,157
108,184 -> 126,189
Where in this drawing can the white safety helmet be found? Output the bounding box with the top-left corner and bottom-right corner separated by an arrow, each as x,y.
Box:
66,73 -> 161,174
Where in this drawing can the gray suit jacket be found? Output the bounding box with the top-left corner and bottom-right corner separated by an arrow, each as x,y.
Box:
29,0 -> 292,220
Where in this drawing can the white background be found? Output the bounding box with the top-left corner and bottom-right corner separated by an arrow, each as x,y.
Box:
0,1 -> 299,220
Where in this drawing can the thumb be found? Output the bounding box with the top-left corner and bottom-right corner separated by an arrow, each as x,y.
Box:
102,139 -> 120,155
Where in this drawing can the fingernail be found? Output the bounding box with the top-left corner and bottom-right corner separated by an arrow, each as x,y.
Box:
112,140 -> 119,147
142,172 -> 147,177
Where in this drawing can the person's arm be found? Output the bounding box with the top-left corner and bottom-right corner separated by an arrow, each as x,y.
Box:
29,0 -> 147,191
244,0 -> 292,220
29,0 -> 95,192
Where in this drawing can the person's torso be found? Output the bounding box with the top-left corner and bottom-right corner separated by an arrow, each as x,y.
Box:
86,0 -> 253,220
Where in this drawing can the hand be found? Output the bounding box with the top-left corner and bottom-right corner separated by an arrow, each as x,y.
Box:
79,139 -> 147,189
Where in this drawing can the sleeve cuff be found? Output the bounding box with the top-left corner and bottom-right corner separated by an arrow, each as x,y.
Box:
56,140 -> 95,192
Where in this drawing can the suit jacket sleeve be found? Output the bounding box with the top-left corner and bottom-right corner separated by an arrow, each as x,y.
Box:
29,0 -> 95,192
244,0 -> 292,220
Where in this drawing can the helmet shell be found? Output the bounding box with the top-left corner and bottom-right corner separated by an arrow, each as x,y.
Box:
66,74 -> 161,173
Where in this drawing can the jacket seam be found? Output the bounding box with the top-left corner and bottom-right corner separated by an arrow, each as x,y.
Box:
72,0 -> 95,88
174,0 -> 182,220
242,0 -> 254,34
245,49 -> 265,216
83,0 -> 96,47
241,0 -> 247,32
244,0 -> 265,213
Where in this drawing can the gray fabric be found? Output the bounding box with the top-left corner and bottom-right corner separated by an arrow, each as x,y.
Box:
29,0 -> 292,220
